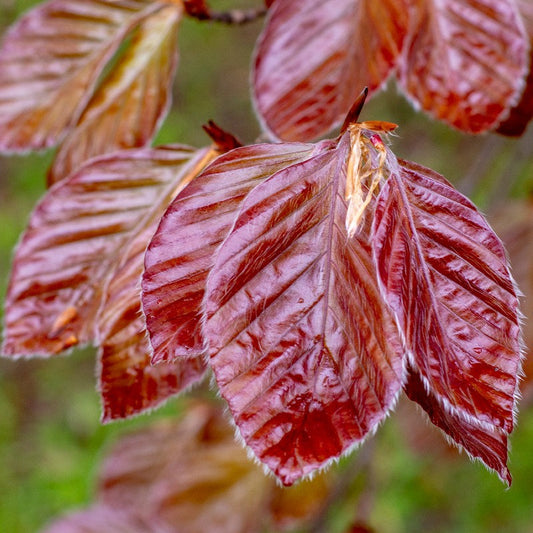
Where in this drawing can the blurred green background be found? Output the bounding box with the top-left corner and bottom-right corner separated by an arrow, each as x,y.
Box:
1,1 -> 533,532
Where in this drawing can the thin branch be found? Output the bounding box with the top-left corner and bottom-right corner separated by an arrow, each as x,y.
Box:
184,1 -> 267,25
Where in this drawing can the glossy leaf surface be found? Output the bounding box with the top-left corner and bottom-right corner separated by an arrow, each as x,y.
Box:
3,145 -> 215,357
253,0 -> 409,141
48,4 -> 181,184
204,133 -> 405,485
98,225 -> 206,421
142,142 -> 317,364
372,159 -> 521,480
0,0 -> 156,151
398,0 -> 528,133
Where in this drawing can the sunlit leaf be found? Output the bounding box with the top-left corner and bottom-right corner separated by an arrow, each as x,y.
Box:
142,142 -> 318,365
0,0 -> 158,151
398,0 -> 528,133
204,132 -> 405,485
372,158 -> 522,482
97,225 -> 206,421
2,145 -> 216,357
48,4 -> 181,184
496,0 -> 533,136
253,0 -> 409,141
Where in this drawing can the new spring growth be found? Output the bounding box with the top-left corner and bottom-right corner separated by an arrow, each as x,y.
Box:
345,121 -> 397,236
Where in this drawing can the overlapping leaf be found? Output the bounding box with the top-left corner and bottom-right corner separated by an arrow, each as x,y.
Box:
2,145 -> 216,357
372,158 -> 522,483
253,0 -> 410,141
254,0 -> 529,139
496,0 -> 533,136
97,225 -> 206,421
398,0 -> 528,133
45,403 -> 334,533
142,142 -> 319,364
0,0 -> 159,151
48,4 -> 182,185
204,132 -> 405,485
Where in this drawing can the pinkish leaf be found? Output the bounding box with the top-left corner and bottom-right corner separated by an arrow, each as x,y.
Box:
3,145 -> 216,357
204,132 -> 405,485
372,159 -> 522,481
0,0 -> 158,151
253,0 -> 409,141
142,142 -> 318,364
398,0 -> 528,133
48,4 -> 181,184
97,225 -> 206,421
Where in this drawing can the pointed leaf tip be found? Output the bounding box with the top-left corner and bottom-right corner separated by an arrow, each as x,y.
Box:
340,87 -> 369,133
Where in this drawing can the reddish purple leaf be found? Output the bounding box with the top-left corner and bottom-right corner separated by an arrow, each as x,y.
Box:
142,142 -> 318,364
253,0 -> 409,141
204,132 -> 405,485
48,4 -> 181,184
496,0 -> 533,136
97,225 -> 206,421
3,145 -> 215,357
398,0 -> 528,133
0,0 -> 158,151
372,158 -> 522,481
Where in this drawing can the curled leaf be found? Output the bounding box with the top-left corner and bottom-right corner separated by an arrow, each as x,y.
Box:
48,3 -> 182,184
204,132 -> 404,485
0,0 -> 158,151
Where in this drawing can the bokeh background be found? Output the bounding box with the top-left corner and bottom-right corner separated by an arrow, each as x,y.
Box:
2,1 -> 533,532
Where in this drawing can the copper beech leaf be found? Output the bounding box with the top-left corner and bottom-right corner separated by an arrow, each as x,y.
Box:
48,3 -> 181,185
142,142 -> 319,365
97,224 -> 206,421
496,0 -> 533,136
254,0 -> 529,139
204,131 -> 405,486
253,0 -> 409,141
2,145 -> 217,357
398,0 -> 528,133
372,158 -> 522,483
0,0 -> 159,151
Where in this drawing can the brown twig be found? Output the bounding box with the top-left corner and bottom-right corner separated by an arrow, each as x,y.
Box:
184,0 -> 267,25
